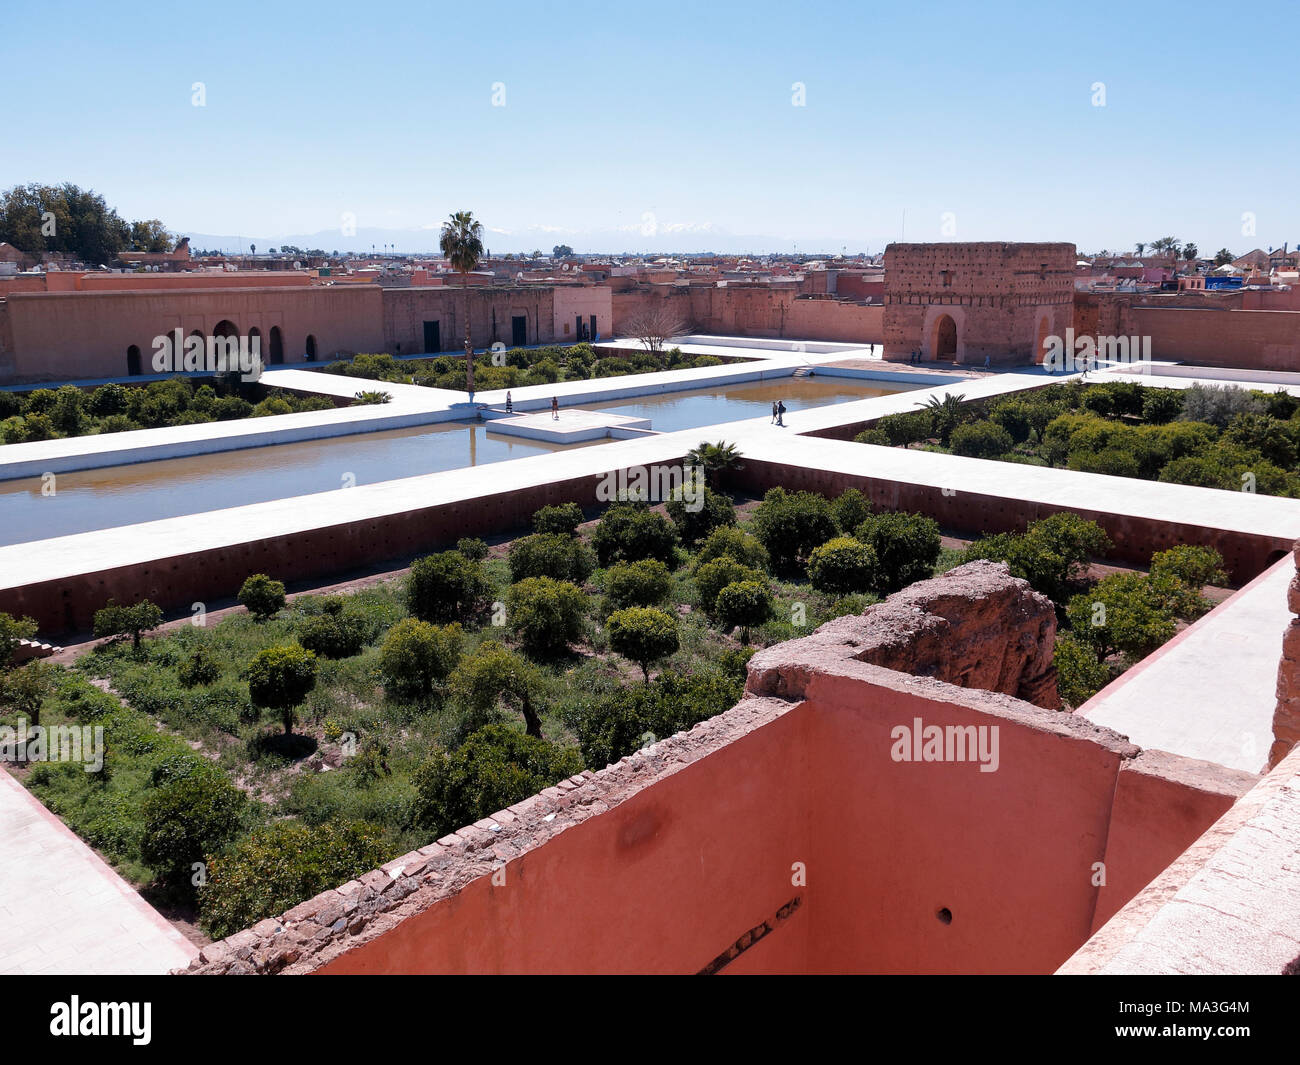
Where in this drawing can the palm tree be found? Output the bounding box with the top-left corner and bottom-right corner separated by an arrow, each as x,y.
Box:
440,211 -> 485,395
916,392 -> 967,446
685,440 -> 743,489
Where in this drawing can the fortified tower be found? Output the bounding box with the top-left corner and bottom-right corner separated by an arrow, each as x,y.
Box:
883,242 -> 1075,366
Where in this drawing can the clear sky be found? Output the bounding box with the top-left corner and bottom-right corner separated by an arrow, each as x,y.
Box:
3,0 -> 1296,255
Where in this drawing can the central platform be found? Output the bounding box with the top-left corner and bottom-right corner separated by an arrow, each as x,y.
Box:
483,407 -> 653,443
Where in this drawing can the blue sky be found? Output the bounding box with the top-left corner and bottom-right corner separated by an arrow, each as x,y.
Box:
3,0 -> 1296,254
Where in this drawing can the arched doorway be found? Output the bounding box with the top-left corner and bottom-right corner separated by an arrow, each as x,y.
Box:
213,319 -> 238,339
1035,316 -> 1052,365
126,345 -> 141,376
269,326 -> 284,365
933,314 -> 957,361
304,334 -> 317,361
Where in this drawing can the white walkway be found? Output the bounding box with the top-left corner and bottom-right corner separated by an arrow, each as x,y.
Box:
0,769 -> 198,974
1078,558 -> 1292,774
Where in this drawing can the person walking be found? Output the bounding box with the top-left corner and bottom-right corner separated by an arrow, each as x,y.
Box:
771,401 -> 778,424
505,390 -> 513,414
776,399 -> 786,427
551,396 -> 559,420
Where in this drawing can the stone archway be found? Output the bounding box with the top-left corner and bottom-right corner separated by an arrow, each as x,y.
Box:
304,334 -> 317,361
213,319 -> 238,339
126,345 -> 141,376
269,326 -> 284,365
1034,311 -> 1053,365
932,314 -> 957,361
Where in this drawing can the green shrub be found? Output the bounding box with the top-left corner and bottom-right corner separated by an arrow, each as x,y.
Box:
714,580 -> 775,643
379,618 -> 463,700
962,512 -> 1112,603
411,725 -> 583,837
532,502 -> 585,536
693,526 -> 769,572
853,512 -> 942,595
875,410 -> 933,447
1054,635 -> 1111,708
950,422 -> 1014,459
831,488 -> 873,533
603,559 -> 671,613
1142,388 -> 1184,424
1149,545 -> 1228,590
200,820 -> 387,940
665,485 -> 735,547
139,768 -> 246,888
508,533 -> 596,584
244,645 -> 319,734
607,607 -> 680,682
1065,574 -> 1178,663
92,599 -> 163,652
750,487 -> 838,574
807,536 -> 877,595
456,537 -> 489,560
448,640 -> 545,737
590,503 -> 678,567
0,611 -> 39,671
177,647 -> 222,687
238,574 -> 286,620
407,551 -> 490,623
506,577 -> 587,658
568,669 -> 744,769
693,558 -> 765,614
297,610 -> 367,659
853,428 -> 891,447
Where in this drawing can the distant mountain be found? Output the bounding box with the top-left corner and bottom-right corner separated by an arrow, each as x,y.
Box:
179,224 -> 872,258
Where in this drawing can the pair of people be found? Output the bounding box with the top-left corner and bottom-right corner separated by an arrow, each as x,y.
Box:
770,400 -> 786,427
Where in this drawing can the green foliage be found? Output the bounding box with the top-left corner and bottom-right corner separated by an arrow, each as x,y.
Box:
0,611 -> 39,670
0,660 -> 55,727
508,533 -> 595,584
456,537 -> 489,560
200,820 -> 387,940
590,503 -> 678,567
506,577 -> 587,658
684,440 -> 743,487
854,512 -> 942,595
714,580 -> 775,643
1054,635 -> 1112,708
831,488 -> 873,534
693,557 -> 765,614
1065,574 -> 1179,663
568,669 -> 745,769
297,608 -> 367,659
1149,545 -> 1228,591
92,599 -> 163,651
238,574 -> 286,621
411,725 -> 582,837
244,645 -> 319,734
962,512 -> 1112,603
874,410 -> 933,446
852,428 -> 891,446
378,618 -> 463,700
950,421 -> 1014,459
693,526 -> 769,572
603,559 -> 672,613
139,768 -> 246,888
1141,388 -> 1184,425
807,536 -> 877,595
177,647 -> 222,687
750,487 -> 838,574
407,551 -> 490,623
1179,383 -> 1266,428
532,502 -> 585,536
665,485 -> 735,547
607,607 -> 680,682
448,640 -> 545,736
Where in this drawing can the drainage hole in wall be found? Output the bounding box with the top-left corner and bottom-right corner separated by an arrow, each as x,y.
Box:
936,907 -> 952,925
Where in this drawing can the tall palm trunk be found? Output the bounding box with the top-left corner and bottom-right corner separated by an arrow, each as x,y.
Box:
463,282 -> 474,394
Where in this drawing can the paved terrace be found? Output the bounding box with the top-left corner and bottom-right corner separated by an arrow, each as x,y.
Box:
1077,557 -> 1292,775
0,768 -> 198,974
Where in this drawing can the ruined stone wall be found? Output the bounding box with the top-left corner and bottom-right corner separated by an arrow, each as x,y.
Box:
1271,541 -> 1300,768
883,242 -> 1076,365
